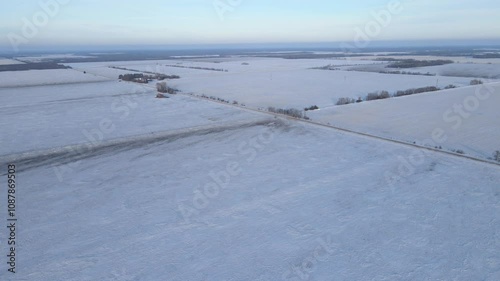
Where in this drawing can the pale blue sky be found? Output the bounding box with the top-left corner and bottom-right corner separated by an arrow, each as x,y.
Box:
1,0 -> 499,48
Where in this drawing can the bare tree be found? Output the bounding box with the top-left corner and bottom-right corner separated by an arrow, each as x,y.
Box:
494,151 -> 500,162
156,82 -> 168,93
336,97 -> 355,105
470,79 -> 483,85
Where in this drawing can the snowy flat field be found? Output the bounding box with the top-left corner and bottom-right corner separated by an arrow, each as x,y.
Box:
309,82 -> 500,159
15,54 -> 96,63
70,58 -> 476,109
68,57 -> 380,79
347,62 -> 500,79
0,58 -> 24,65
70,63 -> 141,80
1,118 -> 499,280
0,80 -> 263,156
0,58 -> 499,281
0,69 -> 110,88
412,63 -> 500,79
358,55 -> 500,64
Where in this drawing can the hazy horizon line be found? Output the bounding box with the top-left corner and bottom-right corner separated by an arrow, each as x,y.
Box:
2,38 -> 500,56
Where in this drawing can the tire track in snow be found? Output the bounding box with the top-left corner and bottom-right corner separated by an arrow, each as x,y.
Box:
0,118 -> 277,175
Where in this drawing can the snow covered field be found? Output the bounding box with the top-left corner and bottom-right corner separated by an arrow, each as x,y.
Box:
357,55 -> 500,64
1,57 -> 499,280
309,83 -> 500,159
1,117 -> 499,280
346,62 -> 500,79
0,81 -> 263,155
14,54 -> 96,63
412,63 -> 500,79
0,58 -> 24,65
70,58 -> 477,109
0,69 -> 110,88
